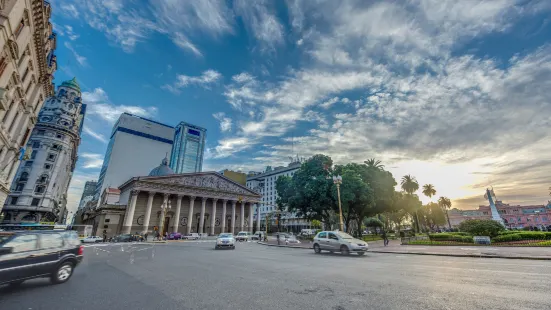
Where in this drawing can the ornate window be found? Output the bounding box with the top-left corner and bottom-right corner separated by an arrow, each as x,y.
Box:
35,185 -> 45,193
38,174 -> 49,183
20,171 -> 29,181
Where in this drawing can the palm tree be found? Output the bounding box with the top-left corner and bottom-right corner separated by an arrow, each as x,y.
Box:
401,175 -> 419,194
401,175 -> 420,232
438,196 -> 452,230
364,158 -> 384,170
422,184 -> 436,201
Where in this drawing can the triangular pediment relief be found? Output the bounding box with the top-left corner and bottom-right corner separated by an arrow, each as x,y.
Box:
142,173 -> 259,197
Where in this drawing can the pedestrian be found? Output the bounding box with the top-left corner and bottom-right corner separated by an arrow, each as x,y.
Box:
144,232 -> 148,242
381,230 -> 389,246
102,230 -> 107,243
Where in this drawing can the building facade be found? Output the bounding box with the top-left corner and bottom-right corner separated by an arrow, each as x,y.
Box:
448,200 -> 551,229
0,0 -> 57,212
246,161 -> 311,232
2,78 -> 84,224
79,180 -> 96,202
94,113 -> 174,203
169,121 -> 206,173
218,169 -> 246,186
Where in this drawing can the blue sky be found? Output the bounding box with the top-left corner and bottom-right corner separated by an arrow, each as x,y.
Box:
49,0 -> 551,213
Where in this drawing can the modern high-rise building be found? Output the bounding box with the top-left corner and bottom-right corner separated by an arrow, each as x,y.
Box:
2,78 -> 84,224
94,113 -> 174,204
78,180 -> 96,207
0,1 -> 57,212
169,121 -> 206,173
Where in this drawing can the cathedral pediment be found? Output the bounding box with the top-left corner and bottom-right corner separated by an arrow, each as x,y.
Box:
140,172 -> 259,197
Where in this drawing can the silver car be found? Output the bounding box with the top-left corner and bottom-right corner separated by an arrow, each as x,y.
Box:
215,233 -> 235,250
313,231 -> 368,256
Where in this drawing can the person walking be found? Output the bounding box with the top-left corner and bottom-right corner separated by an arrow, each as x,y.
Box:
144,232 -> 148,242
381,230 -> 389,246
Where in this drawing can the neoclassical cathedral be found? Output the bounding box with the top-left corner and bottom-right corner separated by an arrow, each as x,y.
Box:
2,78 -> 85,224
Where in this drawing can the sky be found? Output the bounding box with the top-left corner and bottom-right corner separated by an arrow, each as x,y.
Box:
48,0 -> 551,216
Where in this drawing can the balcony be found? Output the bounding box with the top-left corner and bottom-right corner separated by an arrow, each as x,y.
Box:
0,87 -> 7,111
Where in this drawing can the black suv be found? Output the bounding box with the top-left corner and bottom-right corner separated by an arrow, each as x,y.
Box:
0,230 -> 83,287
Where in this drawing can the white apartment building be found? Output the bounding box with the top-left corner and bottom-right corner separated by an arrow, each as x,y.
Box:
94,113 -> 174,206
2,78 -> 84,224
246,161 -> 311,232
0,0 -> 57,212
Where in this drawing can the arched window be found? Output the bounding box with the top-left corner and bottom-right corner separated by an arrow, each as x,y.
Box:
20,171 -> 29,181
38,174 -> 48,183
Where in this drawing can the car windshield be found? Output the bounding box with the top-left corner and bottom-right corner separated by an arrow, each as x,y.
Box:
219,234 -> 233,238
337,232 -> 354,239
238,232 -> 246,235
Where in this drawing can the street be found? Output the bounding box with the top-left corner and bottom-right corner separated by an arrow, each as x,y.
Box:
1,242 -> 550,310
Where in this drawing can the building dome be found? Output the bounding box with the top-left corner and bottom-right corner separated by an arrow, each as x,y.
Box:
148,156 -> 174,176
60,77 -> 81,93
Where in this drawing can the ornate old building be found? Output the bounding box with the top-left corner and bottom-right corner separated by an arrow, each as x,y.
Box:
2,77 -> 85,223
77,158 -> 262,238
0,1 -> 57,212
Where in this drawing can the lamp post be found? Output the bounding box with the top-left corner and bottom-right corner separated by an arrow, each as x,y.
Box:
333,175 -> 344,232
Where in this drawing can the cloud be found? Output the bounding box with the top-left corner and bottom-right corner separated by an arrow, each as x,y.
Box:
82,125 -> 107,143
233,0 -> 285,50
319,97 -> 339,109
213,137 -> 253,159
80,153 -> 104,169
171,32 -> 202,56
232,72 -> 255,83
213,112 -> 232,132
162,70 -> 222,94
83,88 -> 158,123
60,4 -> 80,18
64,42 -> 87,66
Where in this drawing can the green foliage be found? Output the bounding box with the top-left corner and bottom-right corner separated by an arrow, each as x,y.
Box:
401,175 -> 419,195
492,232 -> 551,242
429,233 -> 474,243
311,219 -> 322,228
421,202 -> 447,228
364,217 -> 383,228
447,232 -> 469,236
458,219 -> 505,237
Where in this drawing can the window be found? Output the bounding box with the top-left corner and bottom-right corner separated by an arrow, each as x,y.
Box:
20,171 -> 28,181
40,233 -> 63,249
37,130 -> 45,135
32,141 -> 40,148
30,150 -> 37,159
25,161 -> 33,167
31,198 -> 40,206
5,234 -> 37,253
35,185 -> 45,193
44,163 -> 51,170
47,153 -> 56,161
56,134 -> 63,139
38,174 -> 48,183
0,56 -> 7,77
318,232 -> 327,238
15,183 -> 24,191
483,212 -> 488,215
543,217 -> 548,222
105,219 -> 110,223
328,232 -> 338,240
52,144 -> 60,150
15,19 -> 25,37
527,218 -> 531,222
10,196 -> 18,205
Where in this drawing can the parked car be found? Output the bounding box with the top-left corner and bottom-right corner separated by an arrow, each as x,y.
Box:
167,232 -> 182,240
82,236 -> 103,243
0,230 -> 83,286
215,233 -> 235,250
112,234 -> 133,242
285,235 -> 302,245
235,231 -> 252,242
251,231 -> 265,241
313,231 -> 368,256
183,233 -> 200,240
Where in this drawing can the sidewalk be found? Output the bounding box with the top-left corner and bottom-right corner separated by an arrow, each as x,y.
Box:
258,239 -> 551,260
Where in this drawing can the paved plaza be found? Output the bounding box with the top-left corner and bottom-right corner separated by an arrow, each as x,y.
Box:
1,242 -> 550,310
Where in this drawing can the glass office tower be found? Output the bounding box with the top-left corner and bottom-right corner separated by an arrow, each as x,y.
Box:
170,122 -> 207,173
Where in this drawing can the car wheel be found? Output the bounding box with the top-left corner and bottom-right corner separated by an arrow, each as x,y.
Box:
313,244 -> 321,254
340,245 -> 350,255
357,252 -> 365,256
51,262 -> 74,284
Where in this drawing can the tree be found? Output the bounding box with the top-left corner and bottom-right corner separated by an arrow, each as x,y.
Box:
364,158 -> 384,170
422,184 -> 436,201
401,175 -> 421,232
363,217 -> 383,233
421,202 -> 447,230
458,219 -> 505,237
438,196 -> 452,229
311,219 -> 322,229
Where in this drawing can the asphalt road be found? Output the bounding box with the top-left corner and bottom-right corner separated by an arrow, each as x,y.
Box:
1,241 -> 550,310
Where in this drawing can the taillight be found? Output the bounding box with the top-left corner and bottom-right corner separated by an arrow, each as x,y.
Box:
78,245 -> 83,255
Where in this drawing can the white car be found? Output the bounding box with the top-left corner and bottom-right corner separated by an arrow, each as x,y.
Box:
215,233 -> 235,250
235,231 -> 252,242
82,236 -> 103,243
183,233 -> 200,240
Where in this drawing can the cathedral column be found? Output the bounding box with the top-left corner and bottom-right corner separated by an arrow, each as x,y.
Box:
186,196 -> 196,235
240,201 -> 245,232
173,195 -> 183,233
256,204 -> 261,233
210,199 -> 218,235
123,190 -> 139,234
199,197 -> 207,234
221,200 -> 227,233
249,203 -> 254,233
231,201 -> 236,234
142,192 -> 155,234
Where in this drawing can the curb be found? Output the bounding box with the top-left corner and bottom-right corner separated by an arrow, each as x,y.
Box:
256,242 -> 551,260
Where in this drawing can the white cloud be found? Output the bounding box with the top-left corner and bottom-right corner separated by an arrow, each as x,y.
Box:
64,42 -> 87,66
232,72 -> 254,83
213,112 -> 233,132
82,126 -> 107,143
213,137 -> 253,158
234,0 -> 285,50
80,153 -> 104,169
60,4 -> 80,18
319,97 -> 339,109
83,88 -> 158,123
171,32 -> 202,56
162,70 -> 222,94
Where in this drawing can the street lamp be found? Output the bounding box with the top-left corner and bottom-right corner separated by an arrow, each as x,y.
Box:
333,175 -> 344,232
158,195 -> 172,238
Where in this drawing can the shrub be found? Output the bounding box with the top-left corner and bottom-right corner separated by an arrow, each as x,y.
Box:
498,231 -> 522,236
429,233 -> 473,243
492,232 -> 551,242
447,232 -> 469,236
522,226 -> 531,231
458,219 -> 505,237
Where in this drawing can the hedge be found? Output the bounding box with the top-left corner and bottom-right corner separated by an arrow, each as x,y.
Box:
447,232 -> 469,236
492,232 -> 551,243
429,234 -> 474,243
